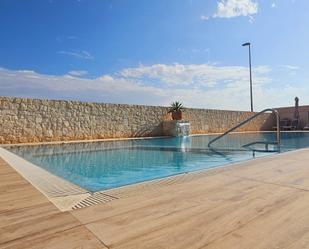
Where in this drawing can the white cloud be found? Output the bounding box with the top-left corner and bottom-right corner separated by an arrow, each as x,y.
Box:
67,70 -> 88,77
0,63 -> 305,111
278,65 -> 299,76
119,63 -> 270,87
57,50 -> 94,60
0,67 -> 166,106
201,0 -> 258,21
214,0 -> 258,18
279,65 -> 299,71
200,15 -> 209,20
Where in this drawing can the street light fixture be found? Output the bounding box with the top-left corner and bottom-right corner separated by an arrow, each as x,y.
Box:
242,42 -> 253,112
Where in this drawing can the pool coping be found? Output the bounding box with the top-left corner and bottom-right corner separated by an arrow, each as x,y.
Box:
0,147 -> 92,210
1,133 -> 309,211
0,135 -> 172,148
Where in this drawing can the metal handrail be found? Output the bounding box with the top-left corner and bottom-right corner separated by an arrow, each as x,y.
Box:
208,108 -> 280,147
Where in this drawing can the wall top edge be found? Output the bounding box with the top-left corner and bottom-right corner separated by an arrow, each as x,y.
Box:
0,96 -> 268,114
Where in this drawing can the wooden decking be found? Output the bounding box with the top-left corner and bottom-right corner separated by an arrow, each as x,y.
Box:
0,158 -> 107,249
2,149 -> 309,248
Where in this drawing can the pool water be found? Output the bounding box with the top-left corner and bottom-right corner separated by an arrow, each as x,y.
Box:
7,132 -> 309,192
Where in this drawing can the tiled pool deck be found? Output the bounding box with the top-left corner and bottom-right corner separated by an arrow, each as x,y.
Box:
2,148 -> 309,248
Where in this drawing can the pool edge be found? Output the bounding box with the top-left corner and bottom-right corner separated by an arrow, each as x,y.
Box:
1,144 -> 308,212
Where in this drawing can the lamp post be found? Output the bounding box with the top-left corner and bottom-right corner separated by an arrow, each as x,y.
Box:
242,42 -> 253,112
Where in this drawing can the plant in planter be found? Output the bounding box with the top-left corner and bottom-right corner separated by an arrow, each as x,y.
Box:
168,101 -> 184,120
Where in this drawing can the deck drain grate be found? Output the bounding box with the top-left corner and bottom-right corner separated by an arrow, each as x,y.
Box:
72,192 -> 118,210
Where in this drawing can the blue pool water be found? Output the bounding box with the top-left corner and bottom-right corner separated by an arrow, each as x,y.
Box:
6,132 -> 309,192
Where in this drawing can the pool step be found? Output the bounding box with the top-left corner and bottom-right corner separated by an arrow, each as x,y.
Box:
242,141 -> 280,153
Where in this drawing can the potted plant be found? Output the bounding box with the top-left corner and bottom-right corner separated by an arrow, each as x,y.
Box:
168,101 -> 184,120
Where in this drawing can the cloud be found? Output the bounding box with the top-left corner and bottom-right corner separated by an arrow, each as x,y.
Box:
214,0 -> 258,18
119,63 -> 270,87
201,0 -> 258,21
0,67 -> 166,106
57,50 -> 94,60
0,64 -> 305,111
200,15 -> 209,20
279,65 -> 299,71
278,65 -> 299,76
67,70 -> 88,77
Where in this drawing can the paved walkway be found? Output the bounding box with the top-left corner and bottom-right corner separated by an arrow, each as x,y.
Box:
2,149 -> 309,248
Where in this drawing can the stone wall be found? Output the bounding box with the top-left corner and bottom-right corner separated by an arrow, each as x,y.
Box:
0,97 -> 274,144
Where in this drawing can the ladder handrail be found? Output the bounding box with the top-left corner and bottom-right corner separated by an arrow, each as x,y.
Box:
208,108 -> 280,147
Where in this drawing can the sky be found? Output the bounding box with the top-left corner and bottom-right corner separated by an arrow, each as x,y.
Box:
0,0 -> 308,111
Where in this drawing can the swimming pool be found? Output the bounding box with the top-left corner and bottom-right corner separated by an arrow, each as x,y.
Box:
6,132 -> 309,192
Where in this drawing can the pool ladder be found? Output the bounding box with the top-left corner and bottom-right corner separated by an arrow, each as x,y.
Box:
207,108 -> 281,151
